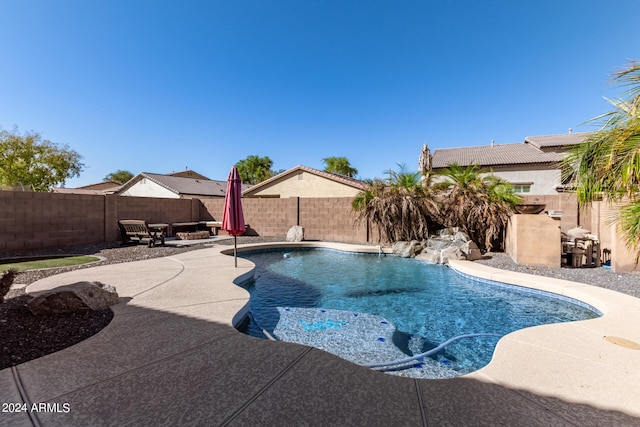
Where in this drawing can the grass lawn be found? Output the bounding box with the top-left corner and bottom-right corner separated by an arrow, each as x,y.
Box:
0,255 -> 100,273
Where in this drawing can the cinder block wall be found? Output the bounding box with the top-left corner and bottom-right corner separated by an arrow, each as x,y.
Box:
299,197 -> 367,242
0,191 -> 105,252
244,198 -> 298,237
2,192 -> 372,254
201,197 -> 299,237
196,197 -> 367,241
0,191 -> 195,254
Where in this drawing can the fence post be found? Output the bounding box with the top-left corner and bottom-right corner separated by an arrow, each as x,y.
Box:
104,194 -> 118,243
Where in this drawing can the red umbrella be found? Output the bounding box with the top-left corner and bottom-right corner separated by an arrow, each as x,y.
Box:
221,166 -> 246,267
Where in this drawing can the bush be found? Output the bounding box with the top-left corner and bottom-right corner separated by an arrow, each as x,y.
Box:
1,268 -> 18,303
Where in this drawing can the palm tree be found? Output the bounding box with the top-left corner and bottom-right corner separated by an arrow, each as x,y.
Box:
433,164 -> 521,252
563,60 -> 640,259
352,165 -> 437,243
322,156 -> 358,177
104,170 -> 134,185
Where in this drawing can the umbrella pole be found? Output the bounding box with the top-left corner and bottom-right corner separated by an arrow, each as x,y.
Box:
234,235 -> 237,267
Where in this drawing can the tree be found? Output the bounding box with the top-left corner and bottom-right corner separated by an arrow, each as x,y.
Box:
0,129 -> 84,191
563,60 -> 640,259
104,170 -> 134,184
433,163 -> 521,252
352,164 -> 438,243
235,155 -> 275,185
322,156 -> 358,177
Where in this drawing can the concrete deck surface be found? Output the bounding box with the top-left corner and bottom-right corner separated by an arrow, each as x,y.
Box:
2,242 -> 639,426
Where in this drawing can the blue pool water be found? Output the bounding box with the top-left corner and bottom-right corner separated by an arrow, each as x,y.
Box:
238,248 -> 601,378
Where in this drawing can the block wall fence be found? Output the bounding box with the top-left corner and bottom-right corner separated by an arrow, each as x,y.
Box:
200,197 -> 371,242
0,192 -> 369,254
11,191 -> 635,268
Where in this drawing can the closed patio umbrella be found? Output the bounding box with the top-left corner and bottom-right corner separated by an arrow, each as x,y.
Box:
222,166 -> 246,267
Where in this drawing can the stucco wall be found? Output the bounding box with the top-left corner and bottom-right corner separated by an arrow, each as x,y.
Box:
585,201 -> 638,273
248,171 -> 362,198
506,214 -> 561,267
519,193 -> 579,233
488,165 -> 561,195
432,164 -> 562,196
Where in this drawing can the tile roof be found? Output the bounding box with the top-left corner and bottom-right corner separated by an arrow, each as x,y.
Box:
524,132 -> 591,148
120,172 -> 251,197
432,132 -> 592,168
432,143 -> 564,168
243,165 -> 367,196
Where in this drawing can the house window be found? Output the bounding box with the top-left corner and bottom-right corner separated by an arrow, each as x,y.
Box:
511,184 -> 532,193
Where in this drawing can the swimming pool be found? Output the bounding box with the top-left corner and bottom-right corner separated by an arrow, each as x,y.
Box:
237,248 -> 601,379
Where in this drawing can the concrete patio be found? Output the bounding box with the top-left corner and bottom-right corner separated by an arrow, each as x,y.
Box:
2,242 -> 639,426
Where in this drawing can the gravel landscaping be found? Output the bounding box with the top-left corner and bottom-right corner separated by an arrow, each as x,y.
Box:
476,252 -> 640,299
1,238 -> 638,371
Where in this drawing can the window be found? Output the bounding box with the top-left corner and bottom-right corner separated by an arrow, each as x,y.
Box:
511,184 -> 531,193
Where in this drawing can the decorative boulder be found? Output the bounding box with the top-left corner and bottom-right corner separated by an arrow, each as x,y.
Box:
392,241 -> 423,258
416,229 -> 482,264
415,249 -> 440,264
451,231 -> 471,243
286,226 -> 304,242
460,240 -> 483,261
439,245 -> 465,263
27,282 -> 119,315
435,227 -> 460,238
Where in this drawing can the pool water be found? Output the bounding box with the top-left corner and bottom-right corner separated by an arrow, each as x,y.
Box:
238,248 -> 600,378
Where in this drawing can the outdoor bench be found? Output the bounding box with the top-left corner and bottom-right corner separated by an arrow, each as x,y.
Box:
200,221 -> 222,235
117,220 -> 166,247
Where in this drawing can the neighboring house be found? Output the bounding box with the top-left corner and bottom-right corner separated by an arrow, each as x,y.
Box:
242,165 -> 367,198
166,170 -> 212,180
117,171 -> 250,199
431,132 -> 591,195
51,181 -> 121,195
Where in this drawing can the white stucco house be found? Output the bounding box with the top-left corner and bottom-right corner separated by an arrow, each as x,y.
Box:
117,171 -> 251,199
431,132 -> 591,195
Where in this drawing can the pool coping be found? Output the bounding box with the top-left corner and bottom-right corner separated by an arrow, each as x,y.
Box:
447,258 -> 640,409
3,241 -> 639,425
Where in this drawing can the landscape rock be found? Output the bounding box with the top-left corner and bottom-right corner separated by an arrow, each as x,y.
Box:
452,232 -> 473,245
426,238 -> 452,251
439,245 -> 465,263
415,229 -> 482,264
27,281 -> 119,315
392,240 -> 423,258
286,226 -> 305,242
415,249 -> 440,264
460,240 -> 483,261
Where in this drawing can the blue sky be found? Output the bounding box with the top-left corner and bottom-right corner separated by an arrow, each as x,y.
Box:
1,1 -> 639,186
